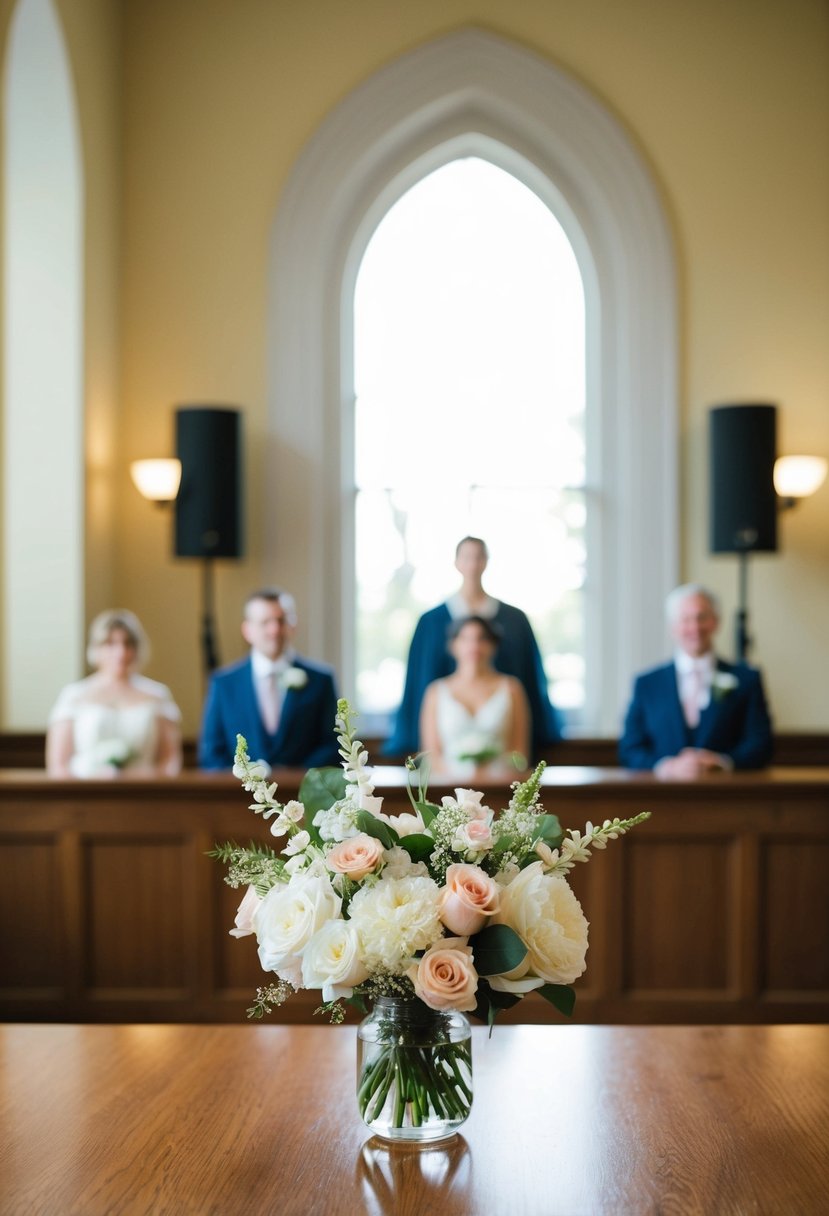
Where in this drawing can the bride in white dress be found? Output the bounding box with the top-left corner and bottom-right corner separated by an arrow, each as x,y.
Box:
46,609 -> 183,778
419,616 -> 530,778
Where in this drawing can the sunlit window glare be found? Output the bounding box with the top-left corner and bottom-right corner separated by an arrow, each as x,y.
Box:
353,157 -> 587,730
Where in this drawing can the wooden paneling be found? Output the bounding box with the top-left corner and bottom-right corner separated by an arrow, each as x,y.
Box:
0,767 -> 827,1025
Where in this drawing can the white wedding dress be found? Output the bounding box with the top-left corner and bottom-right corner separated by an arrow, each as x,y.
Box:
48,675 -> 181,776
435,680 -> 512,775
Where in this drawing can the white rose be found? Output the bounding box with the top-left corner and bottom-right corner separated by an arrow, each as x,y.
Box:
301,919 -> 369,1001
494,861 -> 589,986
253,873 -> 341,987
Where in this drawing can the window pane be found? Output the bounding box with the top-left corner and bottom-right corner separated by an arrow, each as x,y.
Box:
353,157 -> 586,731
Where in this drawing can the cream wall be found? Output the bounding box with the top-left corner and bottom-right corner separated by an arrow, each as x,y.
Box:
3,0 -> 827,735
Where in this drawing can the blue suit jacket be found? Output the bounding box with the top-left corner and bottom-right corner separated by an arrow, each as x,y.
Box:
198,655 -> 340,771
618,658 -> 773,771
383,601 -> 562,760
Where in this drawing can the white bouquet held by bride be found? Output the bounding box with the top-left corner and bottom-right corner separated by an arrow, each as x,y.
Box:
212,699 -> 649,1028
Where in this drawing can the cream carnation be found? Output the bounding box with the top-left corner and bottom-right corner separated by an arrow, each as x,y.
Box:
439,863 -> 500,936
347,874 -> 443,972
494,861 -> 588,986
253,873 -> 341,988
409,937 -> 479,1012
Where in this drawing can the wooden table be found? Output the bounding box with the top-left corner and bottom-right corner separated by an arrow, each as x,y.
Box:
1,1024 -> 827,1214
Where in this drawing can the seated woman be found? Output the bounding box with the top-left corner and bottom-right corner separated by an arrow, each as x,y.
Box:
419,615 -> 530,778
46,609 -> 183,778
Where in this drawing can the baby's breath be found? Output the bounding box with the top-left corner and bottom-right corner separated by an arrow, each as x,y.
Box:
247,981 -> 294,1018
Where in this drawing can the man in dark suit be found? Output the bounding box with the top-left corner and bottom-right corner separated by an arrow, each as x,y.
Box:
619,584 -> 773,777
198,588 -> 340,771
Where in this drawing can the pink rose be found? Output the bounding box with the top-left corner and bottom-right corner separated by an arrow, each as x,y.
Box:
409,937 -> 479,1012
439,863 -> 500,936
326,833 -> 384,881
229,884 -> 262,938
452,818 -> 494,854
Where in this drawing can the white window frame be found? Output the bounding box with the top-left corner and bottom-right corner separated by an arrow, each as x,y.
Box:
266,28 -> 678,733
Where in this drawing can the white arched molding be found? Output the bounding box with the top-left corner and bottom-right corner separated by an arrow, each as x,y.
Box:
267,28 -> 678,733
3,0 -> 83,727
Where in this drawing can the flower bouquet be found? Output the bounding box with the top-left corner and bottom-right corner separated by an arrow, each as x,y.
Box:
212,700 -> 649,1141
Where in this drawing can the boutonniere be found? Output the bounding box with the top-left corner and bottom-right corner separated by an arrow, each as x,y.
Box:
279,666 -> 308,691
711,672 -> 739,701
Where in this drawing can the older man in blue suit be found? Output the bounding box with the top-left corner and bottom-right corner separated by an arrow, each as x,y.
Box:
619,584 -> 773,778
199,588 -> 340,771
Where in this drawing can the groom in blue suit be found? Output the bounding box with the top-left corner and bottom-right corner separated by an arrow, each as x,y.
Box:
619,584 -> 773,777
198,588 -> 340,771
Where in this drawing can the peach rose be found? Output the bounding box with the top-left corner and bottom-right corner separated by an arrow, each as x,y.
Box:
409,937 -> 478,1012
326,832 -> 384,881
439,863 -> 500,936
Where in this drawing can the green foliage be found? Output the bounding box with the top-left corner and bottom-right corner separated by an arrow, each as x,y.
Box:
537,983 -> 576,1018
531,814 -> 563,849
471,923 -> 528,976
398,833 -> 436,863
355,810 -> 399,850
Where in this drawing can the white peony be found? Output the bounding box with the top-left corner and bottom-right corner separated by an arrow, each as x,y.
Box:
493,861 -> 588,987
301,919 -> 369,1002
253,873 -> 341,988
347,874 -> 443,972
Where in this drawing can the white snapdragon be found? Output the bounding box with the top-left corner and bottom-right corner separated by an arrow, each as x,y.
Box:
283,829 -> 310,857
313,798 -> 361,843
382,846 -> 429,880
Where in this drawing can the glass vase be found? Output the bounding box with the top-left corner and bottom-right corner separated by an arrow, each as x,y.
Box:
356,996 -> 473,1143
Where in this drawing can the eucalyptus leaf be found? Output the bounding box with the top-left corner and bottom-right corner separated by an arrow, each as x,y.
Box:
355,810 -> 399,849
536,983 -> 576,1018
471,923 -> 528,976
398,833 -> 435,863
413,800 -> 441,829
299,767 -> 347,815
530,813 -> 563,848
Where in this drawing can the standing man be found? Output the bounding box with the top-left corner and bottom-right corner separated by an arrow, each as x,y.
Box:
199,588 -> 340,770
383,536 -> 562,760
619,583 -> 773,776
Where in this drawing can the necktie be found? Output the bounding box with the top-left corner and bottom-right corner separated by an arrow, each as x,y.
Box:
683,666 -> 703,729
261,671 -> 280,735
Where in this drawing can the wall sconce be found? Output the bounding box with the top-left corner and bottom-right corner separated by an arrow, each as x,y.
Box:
130,458 -> 182,505
774,455 -> 828,510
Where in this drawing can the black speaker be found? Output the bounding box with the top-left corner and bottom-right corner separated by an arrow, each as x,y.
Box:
710,404 -> 778,553
175,406 -> 243,558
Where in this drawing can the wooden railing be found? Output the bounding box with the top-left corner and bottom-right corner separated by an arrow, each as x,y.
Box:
2,731 -> 827,770
2,765 -> 827,1026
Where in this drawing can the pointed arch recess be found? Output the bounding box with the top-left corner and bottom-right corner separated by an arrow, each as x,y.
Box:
267,28 -> 678,730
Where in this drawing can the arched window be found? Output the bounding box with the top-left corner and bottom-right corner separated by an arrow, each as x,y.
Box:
353,156 -> 587,731
2,0 -> 83,727
266,29 -> 677,734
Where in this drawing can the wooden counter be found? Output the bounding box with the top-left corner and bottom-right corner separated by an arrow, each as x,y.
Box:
1,767 -> 828,1025
1,1022 -> 827,1215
